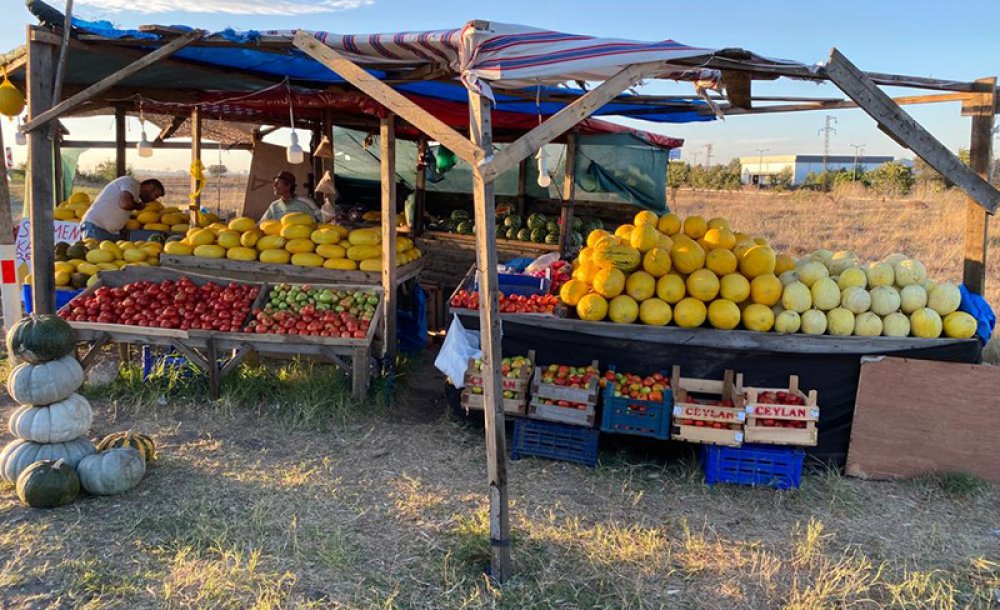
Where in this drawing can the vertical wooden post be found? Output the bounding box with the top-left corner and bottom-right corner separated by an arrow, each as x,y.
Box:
414,135 -> 427,236
53,130 -> 64,203
27,31 -> 56,315
52,0 -> 73,103
962,77 -> 996,295
380,115 -> 397,363
469,89 -> 512,583
189,106 -> 202,225
558,131 -> 578,257
516,158 -> 528,216
114,104 -> 126,178
0,115 -> 22,331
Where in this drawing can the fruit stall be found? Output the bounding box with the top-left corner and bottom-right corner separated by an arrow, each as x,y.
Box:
58,266 -> 382,399
448,211 -> 986,463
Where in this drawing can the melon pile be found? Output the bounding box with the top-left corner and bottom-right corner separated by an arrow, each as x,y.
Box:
162,213 -> 422,271
559,212 -> 978,339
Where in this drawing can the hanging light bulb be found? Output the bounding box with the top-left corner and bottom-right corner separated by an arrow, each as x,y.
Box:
536,147 -> 552,188
287,131 -> 305,164
136,101 -> 153,157
14,115 -> 25,146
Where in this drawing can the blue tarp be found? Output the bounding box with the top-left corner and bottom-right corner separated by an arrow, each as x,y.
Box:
959,284 -> 997,345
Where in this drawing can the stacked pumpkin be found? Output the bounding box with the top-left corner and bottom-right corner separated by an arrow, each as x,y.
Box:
162,212 -> 422,271
1,316 -> 148,507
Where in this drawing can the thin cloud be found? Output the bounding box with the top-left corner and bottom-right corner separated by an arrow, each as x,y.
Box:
78,0 -> 373,15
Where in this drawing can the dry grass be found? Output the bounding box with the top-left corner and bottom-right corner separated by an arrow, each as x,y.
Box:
672,187 -> 999,362
0,357 -> 997,609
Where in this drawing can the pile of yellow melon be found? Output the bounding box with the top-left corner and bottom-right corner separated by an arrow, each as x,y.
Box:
120,202 -> 222,234
41,238 -> 162,290
558,211 -> 977,339
162,212 -> 421,271
53,192 -> 94,221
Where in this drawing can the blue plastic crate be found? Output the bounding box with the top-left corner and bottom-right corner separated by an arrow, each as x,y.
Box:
511,418 -> 599,467
600,375 -> 673,440
22,284 -> 83,314
701,443 -> 804,490
474,272 -> 550,297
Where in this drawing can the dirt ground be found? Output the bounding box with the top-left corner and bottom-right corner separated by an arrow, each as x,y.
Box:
0,354 -> 997,610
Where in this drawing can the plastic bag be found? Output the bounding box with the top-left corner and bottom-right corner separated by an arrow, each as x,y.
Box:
434,315 -> 481,388
959,284 -> 996,345
525,252 -> 561,274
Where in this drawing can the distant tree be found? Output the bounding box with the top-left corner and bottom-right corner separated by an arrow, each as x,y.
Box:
667,161 -> 689,190
78,159 -> 132,184
208,164 -> 228,178
867,161 -> 914,197
770,167 -> 794,191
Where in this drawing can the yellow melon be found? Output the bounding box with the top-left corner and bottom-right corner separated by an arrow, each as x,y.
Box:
593,266 -> 626,299
316,244 -> 347,259
327,224 -> 350,239
163,242 -> 193,256
143,223 -> 171,232
670,240 -> 706,275
260,220 -> 282,236
708,299 -> 741,330
943,311 -> 977,339
749,274 -> 782,306
193,245 -> 225,259
160,213 -> 187,226
629,223 -> 660,253
682,215 -> 708,239
707,217 -> 731,231
309,228 -> 341,245
216,231 -> 242,250
559,279 -> 590,306
359,258 -> 383,272
743,303 -> 775,332
719,273 -> 751,303
324,257 -> 357,270
587,229 -> 611,248
348,228 -> 381,246
54,270 -> 70,287
85,249 -> 114,264
608,295 -> 639,324
573,260 -> 601,283
281,212 -> 316,227
774,254 -> 796,275
625,271 -> 656,302
124,219 -> 142,230
259,249 -> 291,265
122,248 -> 146,263
642,247 -> 672,277
577,293 -> 609,321
256,236 -> 287,251
280,224 -> 313,240
739,245 -> 776,279
657,213 -> 682,236
702,227 -> 736,251
135,211 -> 160,225
171,224 -> 190,234
285,238 -> 316,254
686,269 -> 720,302
347,245 -> 381,261
226,247 -> 257,261
240,229 -> 265,248
656,274 -> 686,304
228,217 -> 257,233
188,229 -> 216,247
910,308 -> 943,338
614,224 -> 636,239
706,249 -> 738,276
593,244 -> 641,273
633,210 -> 659,227
674,298 -> 707,328
638,298 -> 672,326
292,253 -> 325,267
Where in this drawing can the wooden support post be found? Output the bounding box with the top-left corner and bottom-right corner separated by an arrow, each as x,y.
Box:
27,31 -> 56,315
825,48 -> 999,214
962,77 -> 996,294
189,106 -> 202,225
414,136 -> 427,236
53,132 -> 63,203
516,158 -> 528,216
558,131 -> 578,257
52,0 -> 73,104
22,29 -> 204,133
114,104 -> 126,178
0,118 -> 21,332
380,115 -> 397,363
469,90 -> 512,583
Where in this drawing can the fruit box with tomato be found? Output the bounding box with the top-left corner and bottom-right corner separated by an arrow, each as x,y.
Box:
743,376 -> 820,447
599,367 -> 673,440
670,366 -> 747,447
528,360 -> 601,427
460,350 -> 535,416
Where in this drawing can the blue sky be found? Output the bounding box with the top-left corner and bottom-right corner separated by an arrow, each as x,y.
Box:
1,0 -> 998,174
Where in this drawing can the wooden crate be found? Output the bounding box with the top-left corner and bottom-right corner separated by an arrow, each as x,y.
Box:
527,360 -> 600,427
460,350 -> 535,416
744,376 -> 820,446
670,366 -> 746,447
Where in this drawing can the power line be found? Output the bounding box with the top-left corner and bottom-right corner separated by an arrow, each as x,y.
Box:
704,143 -> 713,167
818,115 -> 838,176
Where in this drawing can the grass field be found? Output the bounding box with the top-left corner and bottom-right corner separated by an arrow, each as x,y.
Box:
0,355 -> 997,609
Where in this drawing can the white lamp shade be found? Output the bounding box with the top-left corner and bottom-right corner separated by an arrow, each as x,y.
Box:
14,130 -> 26,146
536,147 -> 551,188
537,172 -> 552,188
137,131 -> 153,158
287,131 -> 305,164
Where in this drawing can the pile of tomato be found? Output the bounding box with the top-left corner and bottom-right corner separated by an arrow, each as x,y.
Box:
450,290 -> 559,314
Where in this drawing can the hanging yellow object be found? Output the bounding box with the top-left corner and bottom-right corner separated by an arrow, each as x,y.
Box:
189,160 -> 206,206
0,70 -> 25,118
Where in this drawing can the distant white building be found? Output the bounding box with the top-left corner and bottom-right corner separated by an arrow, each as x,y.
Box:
738,155 -> 910,186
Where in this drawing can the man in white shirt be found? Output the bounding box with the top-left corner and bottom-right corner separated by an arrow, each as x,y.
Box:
80,176 -> 166,240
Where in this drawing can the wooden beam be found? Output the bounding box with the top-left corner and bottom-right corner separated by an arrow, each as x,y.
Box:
723,70 -> 752,109
190,106 -> 202,224
61,139 -> 251,151
114,105 -> 126,177
469,90 -> 512,583
719,92 -> 976,117
53,134 -> 64,203
963,78 -> 996,294
154,115 -> 187,144
292,31 -> 482,166
558,131 -> 578,257
51,0 -> 73,103
380,115 -> 398,363
27,32 -> 56,315
516,158 -> 528,216
825,48 -> 999,214
0,125 -> 13,245
21,29 -> 204,133
483,60 -> 668,183
414,136 -> 427,236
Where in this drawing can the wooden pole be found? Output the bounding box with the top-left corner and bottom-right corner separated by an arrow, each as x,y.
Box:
469,90 -> 512,583
189,106 -> 202,225
114,104 -> 126,178
52,0 -> 73,104
0,127 -> 14,242
27,31 -> 56,315
414,135 -> 427,236
516,158 -> 528,216
0,115 -> 21,331
558,131 -> 578,257
53,131 -> 63,202
380,115 -> 397,363
962,77 -> 996,295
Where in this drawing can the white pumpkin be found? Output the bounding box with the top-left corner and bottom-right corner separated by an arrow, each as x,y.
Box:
0,437 -> 96,484
77,447 -> 146,495
7,356 -> 83,406
8,394 -> 93,443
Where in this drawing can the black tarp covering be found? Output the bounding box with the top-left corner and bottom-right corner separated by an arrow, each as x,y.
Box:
455,312 -> 981,465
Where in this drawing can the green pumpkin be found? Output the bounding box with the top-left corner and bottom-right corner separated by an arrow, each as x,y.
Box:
6,314 -> 77,364
97,431 -> 156,463
0,437 -> 96,484
16,459 -> 80,508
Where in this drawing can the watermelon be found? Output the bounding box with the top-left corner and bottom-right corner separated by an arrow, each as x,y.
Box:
450,210 -> 470,222
456,221 -> 474,235
546,221 -> 559,234
148,234 -> 166,244
504,215 -> 522,230
516,228 -> 531,241
544,233 -> 560,245
527,214 -> 547,230
571,231 -> 584,247
505,227 -> 518,240
530,228 -> 546,243
571,217 -> 583,231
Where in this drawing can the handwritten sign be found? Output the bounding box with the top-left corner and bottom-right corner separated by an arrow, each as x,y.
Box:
14,219 -> 82,281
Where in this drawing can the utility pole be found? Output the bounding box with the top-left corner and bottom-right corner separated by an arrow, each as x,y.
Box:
704,143 -> 713,167
689,151 -> 700,166
754,148 -> 769,188
848,143 -> 865,181
818,115 -> 837,184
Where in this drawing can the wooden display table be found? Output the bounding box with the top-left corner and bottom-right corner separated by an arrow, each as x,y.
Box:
61,267 -> 381,400
160,254 -> 424,285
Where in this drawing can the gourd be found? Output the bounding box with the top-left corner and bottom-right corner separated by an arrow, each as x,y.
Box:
97,431 -> 156,463
7,356 -> 84,405
77,447 -> 146,495
8,394 -> 93,444
5,314 -> 77,363
15,459 -> 80,508
0,437 -> 96,484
